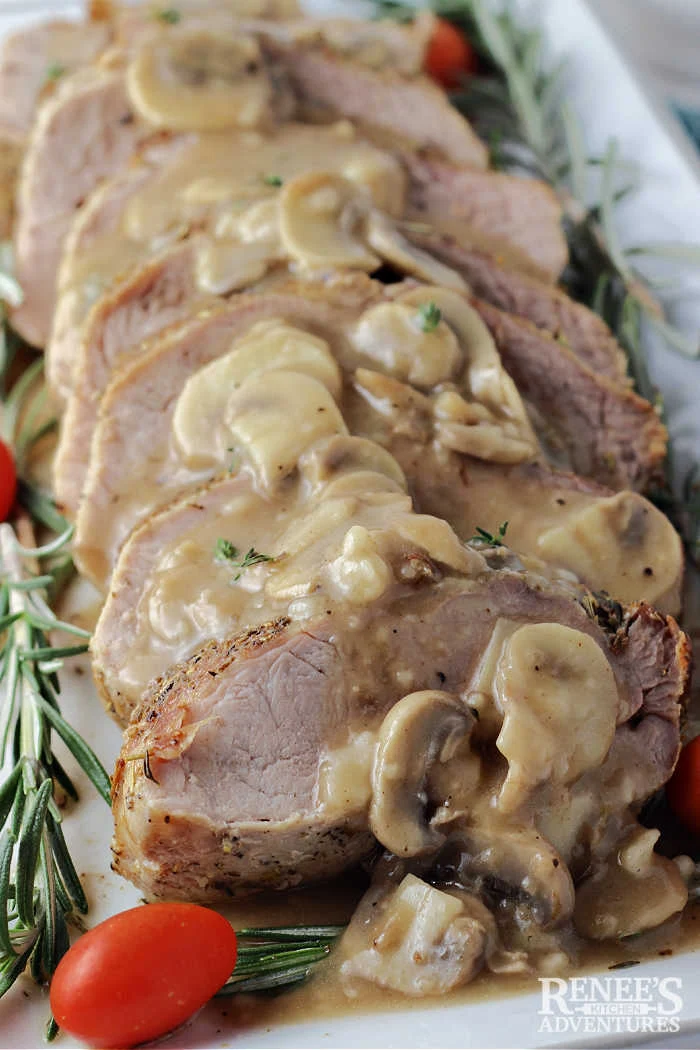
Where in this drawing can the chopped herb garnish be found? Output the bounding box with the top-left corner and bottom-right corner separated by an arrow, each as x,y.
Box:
215,540 -> 274,581
215,538 -> 239,561
45,63 -> 66,82
263,174 -> 284,188
417,301 -> 442,333
154,6 -> 181,24
469,521 -> 509,547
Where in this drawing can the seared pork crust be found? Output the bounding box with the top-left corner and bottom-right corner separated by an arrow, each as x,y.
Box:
110,568 -> 690,901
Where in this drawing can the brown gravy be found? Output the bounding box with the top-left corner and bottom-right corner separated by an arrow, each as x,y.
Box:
198,875 -> 700,1038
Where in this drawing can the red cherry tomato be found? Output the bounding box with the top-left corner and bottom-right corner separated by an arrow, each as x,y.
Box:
50,902 -> 238,1048
425,18 -> 477,89
0,439 -> 16,522
666,735 -> 700,835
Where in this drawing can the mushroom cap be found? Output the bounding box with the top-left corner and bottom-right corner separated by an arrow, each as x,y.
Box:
370,690 -> 477,857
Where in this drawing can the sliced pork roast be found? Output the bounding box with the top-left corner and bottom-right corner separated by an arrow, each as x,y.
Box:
402,152 -> 566,282
411,229 -> 630,384
49,174 -> 647,518
0,17 -> 111,142
46,119 -> 564,406
12,63 -> 149,346
72,279 -> 682,611
106,459 -> 690,935
13,15 -> 498,347
0,17 -> 111,237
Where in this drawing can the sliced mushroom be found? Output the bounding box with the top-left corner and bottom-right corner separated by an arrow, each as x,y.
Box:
432,389 -> 536,464
353,368 -> 433,443
351,301 -> 462,389
340,874 -> 491,997
127,30 -> 273,131
279,172 -> 380,272
370,690 -> 478,857
537,490 -> 683,613
225,370 -> 348,490
340,154 -> 407,218
494,623 -> 618,813
195,235 -> 274,296
298,434 -> 408,494
392,515 -> 484,578
366,211 -> 467,290
224,197 -> 281,244
398,286 -> 535,437
172,322 -> 342,469
574,825 -> 688,939
448,824 -> 576,928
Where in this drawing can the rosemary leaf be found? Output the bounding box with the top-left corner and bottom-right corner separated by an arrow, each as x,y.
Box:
16,481 -> 70,536
16,780 -> 52,926
21,644 -> 89,662
626,242 -> 700,265
35,697 -> 111,806
46,815 -> 88,914
0,926 -> 40,999
218,964 -> 315,996
0,834 -> 15,955
237,924 -> 346,941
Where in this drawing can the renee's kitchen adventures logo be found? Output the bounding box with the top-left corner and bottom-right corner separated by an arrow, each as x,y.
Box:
538,975 -> 684,1036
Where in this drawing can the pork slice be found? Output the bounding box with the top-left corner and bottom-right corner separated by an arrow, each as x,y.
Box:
404,154 -> 567,282
0,19 -> 111,140
73,282 -> 683,613
47,138 -> 190,403
109,568 -> 690,901
408,229 -> 629,383
12,65 -> 152,346
48,130 -> 564,409
111,619 -> 377,899
53,237 -> 209,514
53,219 -> 653,519
11,34 -> 483,348
475,300 -> 667,492
74,281 -> 382,585
277,45 -> 488,170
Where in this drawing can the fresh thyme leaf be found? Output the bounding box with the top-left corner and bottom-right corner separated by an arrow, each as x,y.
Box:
469,521 -> 509,547
417,301 -> 442,332
154,6 -> 181,23
215,538 -> 239,562
263,174 -> 284,187
45,63 -> 66,83
215,540 -> 274,581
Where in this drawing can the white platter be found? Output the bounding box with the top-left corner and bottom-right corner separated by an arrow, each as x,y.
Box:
1,0 -> 700,1047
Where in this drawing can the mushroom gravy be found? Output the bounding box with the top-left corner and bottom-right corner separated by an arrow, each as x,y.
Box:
191,877 -> 700,1036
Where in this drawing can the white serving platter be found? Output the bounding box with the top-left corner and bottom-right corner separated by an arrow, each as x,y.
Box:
0,1 -> 699,1047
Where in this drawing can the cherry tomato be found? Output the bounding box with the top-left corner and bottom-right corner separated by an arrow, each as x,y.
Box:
666,735 -> 700,835
0,439 -> 16,522
424,18 -> 477,89
50,902 -> 238,1048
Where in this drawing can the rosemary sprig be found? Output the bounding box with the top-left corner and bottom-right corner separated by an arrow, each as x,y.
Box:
0,523 -> 111,1014
217,925 -> 345,997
